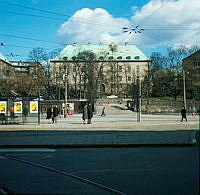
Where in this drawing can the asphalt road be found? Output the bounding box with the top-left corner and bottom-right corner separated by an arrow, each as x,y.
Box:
0,146 -> 199,195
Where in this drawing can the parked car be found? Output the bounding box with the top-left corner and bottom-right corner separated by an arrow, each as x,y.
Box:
107,95 -> 118,99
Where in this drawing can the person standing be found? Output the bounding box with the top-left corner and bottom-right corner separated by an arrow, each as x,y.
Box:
82,104 -> 88,124
10,106 -> 15,123
181,106 -> 187,122
46,106 -> 52,124
22,105 -> 28,123
87,103 -> 93,124
52,106 -> 59,124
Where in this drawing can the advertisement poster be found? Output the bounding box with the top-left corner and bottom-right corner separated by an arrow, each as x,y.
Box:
30,101 -> 38,113
0,101 -> 7,113
42,105 -> 47,112
14,101 -> 22,113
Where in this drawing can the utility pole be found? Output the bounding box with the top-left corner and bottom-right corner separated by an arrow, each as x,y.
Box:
136,66 -> 141,122
38,88 -> 40,125
183,69 -> 186,107
64,64 -> 68,118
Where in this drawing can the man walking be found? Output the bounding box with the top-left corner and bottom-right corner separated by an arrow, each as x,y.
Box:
181,106 -> 187,122
87,103 -> 93,124
52,105 -> 59,124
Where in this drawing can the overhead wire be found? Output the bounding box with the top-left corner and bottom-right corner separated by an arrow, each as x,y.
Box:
0,1 -> 123,29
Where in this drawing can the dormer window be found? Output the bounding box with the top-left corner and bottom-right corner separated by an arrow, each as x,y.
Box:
134,56 -> 140,59
99,56 -> 104,60
108,56 -> 114,60
71,56 -> 76,60
126,56 -> 131,60
117,56 -> 122,60
63,56 -> 68,61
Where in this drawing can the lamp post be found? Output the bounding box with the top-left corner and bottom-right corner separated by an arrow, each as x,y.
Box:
183,69 -> 186,107
136,66 -> 141,122
64,64 -> 68,118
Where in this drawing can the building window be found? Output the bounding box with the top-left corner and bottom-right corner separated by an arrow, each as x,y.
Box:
134,56 -> 140,59
73,65 -> 76,72
118,65 -> 122,72
119,76 -> 122,81
126,56 -> 131,60
6,70 -> 10,76
128,65 -> 131,72
136,65 -> 140,73
110,65 -> 113,72
100,65 -> 103,73
128,76 -> 131,81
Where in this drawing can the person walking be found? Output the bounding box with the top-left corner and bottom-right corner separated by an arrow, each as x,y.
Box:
82,104 -> 88,124
52,105 -> 59,124
46,106 -> 52,124
22,105 -> 28,123
87,103 -> 93,124
181,106 -> 187,122
101,106 -> 106,117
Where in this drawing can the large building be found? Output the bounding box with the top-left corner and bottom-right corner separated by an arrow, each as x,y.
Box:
182,50 -> 200,100
50,43 -> 151,97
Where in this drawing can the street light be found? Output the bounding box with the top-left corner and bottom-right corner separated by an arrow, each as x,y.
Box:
64,63 -> 68,118
136,65 -> 141,122
183,69 -> 186,108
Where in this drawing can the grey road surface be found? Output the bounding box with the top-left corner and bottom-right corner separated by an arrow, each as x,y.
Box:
0,146 -> 199,195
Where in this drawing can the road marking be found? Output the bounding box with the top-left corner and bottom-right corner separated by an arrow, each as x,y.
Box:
0,149 -> 56,153
0,155 -> 7,159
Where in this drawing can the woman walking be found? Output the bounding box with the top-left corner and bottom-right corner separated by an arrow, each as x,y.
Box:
82,104 -> 88,124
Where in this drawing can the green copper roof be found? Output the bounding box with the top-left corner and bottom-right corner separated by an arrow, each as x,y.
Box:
54,44 -> 149,61
0,52 -> 7,62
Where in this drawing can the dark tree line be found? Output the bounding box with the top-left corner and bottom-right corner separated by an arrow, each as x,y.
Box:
143,45 -> 200,100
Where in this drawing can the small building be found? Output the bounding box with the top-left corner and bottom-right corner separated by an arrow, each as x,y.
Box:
0,52 -> 15,79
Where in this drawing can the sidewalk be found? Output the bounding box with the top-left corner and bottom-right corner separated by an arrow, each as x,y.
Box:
0,113 -> 199,147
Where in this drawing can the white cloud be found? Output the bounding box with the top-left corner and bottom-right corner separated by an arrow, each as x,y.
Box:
57,0 -> 200,48
57,8 -> 130,44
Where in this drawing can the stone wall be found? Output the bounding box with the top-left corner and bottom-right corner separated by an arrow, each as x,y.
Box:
96,98 -> 199,114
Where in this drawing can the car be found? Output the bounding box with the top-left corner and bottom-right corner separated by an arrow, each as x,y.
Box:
107,95 -> 118,99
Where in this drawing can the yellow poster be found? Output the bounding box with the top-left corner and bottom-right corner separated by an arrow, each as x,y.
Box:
0,101 -> 6,113
14,101 -> 22,113
30,101 -> 38,113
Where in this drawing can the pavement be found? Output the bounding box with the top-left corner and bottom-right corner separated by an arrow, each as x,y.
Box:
0,112 -> 199,148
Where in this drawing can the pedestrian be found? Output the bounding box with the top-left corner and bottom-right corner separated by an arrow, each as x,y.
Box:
10,106 -> 15,123
101,106 -> 106,117
82,104 -> 88,124
46,106 -> 52,124
22,105 -> 28,123
87,102 -> 93,124
52,105 -> 59,124
181,106 -> 187,122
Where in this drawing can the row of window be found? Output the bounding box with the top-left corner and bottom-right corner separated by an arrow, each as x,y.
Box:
72,75 -> 132,82
71,65 -> 139,73
63,56 -> 140,60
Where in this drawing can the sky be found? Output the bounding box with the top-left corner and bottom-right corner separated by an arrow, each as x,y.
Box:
0,0 -> 199,61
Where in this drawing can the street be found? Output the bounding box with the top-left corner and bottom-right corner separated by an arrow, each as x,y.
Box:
0,146 -> 199,194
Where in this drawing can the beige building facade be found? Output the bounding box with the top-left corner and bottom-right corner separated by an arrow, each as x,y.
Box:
50,44 -> 151,97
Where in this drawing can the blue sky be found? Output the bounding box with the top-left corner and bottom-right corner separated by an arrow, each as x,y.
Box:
0,0 -> 199,61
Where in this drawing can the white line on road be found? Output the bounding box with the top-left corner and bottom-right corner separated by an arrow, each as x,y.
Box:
0,149 -> 56,153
